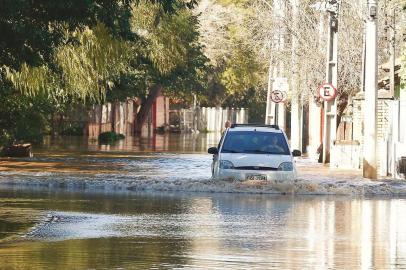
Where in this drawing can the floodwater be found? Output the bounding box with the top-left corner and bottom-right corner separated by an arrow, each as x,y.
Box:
2,189 -> 406,269
1,134 -> 406,269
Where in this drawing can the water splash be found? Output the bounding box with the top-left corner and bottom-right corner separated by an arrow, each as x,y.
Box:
1,153 -> 406,196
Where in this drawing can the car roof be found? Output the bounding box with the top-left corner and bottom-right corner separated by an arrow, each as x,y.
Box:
227,125 -> 283,133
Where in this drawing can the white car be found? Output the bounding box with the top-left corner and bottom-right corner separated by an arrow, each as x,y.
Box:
208,124 -> 301,181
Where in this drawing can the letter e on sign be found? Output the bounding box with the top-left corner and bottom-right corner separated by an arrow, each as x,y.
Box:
319,83 -> 337,101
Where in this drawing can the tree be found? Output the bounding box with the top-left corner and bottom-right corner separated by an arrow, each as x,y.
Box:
130,1 -> 209,130
0,0 -> 206,144
195,0 -> 267,121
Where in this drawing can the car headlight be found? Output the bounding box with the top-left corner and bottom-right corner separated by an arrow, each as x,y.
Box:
278,162 -> 293,171
219,160 -> 234,169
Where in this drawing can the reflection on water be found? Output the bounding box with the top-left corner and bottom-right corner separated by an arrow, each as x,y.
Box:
1,189 -> 406,269
39,133 -> 222,154
0,134 -> 216,186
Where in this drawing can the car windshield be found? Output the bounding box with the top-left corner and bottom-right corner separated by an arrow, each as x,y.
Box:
221,131 -> 290,155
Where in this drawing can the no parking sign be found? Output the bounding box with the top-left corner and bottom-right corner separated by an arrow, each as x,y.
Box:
270,90 -> 286,103
319,83 -> 337,101
270,77 -> 288,103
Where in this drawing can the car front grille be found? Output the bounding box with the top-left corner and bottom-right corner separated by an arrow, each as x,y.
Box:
233,166 -> 278,171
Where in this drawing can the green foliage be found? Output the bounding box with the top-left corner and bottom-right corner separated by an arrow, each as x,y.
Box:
217,0 -> 250,7
131,2 -> 209,96
4,64 -> 53,97
56,24 -> 134,102
5,23 -> 134,102
198,2 -> 266,120
61,125 -> 84,136
220,45 -> 261,97
0,0 -> 194,68
3,0 -> 208,103
0,87 -> 52,145
98,131 -> 125,144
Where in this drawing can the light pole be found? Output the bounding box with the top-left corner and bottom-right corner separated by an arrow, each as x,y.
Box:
363,0 -> 378,179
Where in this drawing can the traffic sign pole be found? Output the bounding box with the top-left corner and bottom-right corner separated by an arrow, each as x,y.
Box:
267,89 -> 286,126
322,1 -> 339,164
275,103 -> 279,125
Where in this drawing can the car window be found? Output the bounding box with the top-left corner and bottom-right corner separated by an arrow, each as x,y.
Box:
218,130 -> 226,150
221,131 -> 290,155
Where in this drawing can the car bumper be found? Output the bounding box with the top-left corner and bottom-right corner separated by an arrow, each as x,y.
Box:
216,169 -> 297,181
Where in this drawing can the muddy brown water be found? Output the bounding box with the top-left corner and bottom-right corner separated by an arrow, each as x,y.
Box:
0,134 -> 405,269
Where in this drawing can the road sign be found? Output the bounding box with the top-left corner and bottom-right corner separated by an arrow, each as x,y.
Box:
270,90 -> 286,103
319,83 -> 337,101
273,77 -> 289,92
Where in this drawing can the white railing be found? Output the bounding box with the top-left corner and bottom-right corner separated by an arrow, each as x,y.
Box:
180,107 -> 249,132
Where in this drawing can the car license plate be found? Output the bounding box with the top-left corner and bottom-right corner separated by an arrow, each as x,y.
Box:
246,174 -> 267,181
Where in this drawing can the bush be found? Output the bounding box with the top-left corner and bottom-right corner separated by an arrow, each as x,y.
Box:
61,125 -> 84,136
98,131 -> 125,144
0,129 -> 12,147
14,111 -> 47,144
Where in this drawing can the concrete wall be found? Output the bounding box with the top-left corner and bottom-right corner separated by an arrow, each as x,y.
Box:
330,141 -> 361,169
387,100 -> 406,179
351,91 -> 393,175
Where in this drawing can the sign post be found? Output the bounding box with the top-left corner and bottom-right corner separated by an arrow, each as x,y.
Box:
322,0 -> 340,164
270,90 -> 286,125
319,83 -> 338,162
269,78 -> 288,126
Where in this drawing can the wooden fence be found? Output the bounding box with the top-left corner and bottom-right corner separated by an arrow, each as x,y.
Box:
85,99 -> 138,138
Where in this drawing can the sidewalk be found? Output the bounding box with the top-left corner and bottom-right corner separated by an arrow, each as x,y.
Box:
297,158 -> 363,181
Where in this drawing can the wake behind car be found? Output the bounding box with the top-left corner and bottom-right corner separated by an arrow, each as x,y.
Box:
208,124 -> 301,181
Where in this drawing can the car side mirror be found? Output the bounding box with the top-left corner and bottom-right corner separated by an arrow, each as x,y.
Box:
208,147 -> 219,155
292,150 -> 302,157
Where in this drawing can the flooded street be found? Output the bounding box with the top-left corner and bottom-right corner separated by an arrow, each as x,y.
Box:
1,134 -> 406,269
1,134 -> 404,195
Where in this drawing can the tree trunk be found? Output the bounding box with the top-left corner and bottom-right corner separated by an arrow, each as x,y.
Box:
111,102 -> 116,133
135,84 -> 163,133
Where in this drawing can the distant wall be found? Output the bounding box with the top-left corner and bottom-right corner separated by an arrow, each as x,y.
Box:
386,100 -> 406,179
331,90 -> 394,174
351,91 -> 392,174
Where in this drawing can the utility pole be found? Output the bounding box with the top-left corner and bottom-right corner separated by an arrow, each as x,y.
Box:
265,58 -> 274,125
265,0 -> 286,129
363,0 -> 378,179
322,0 -> 340,164
290,0 -> 302,152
